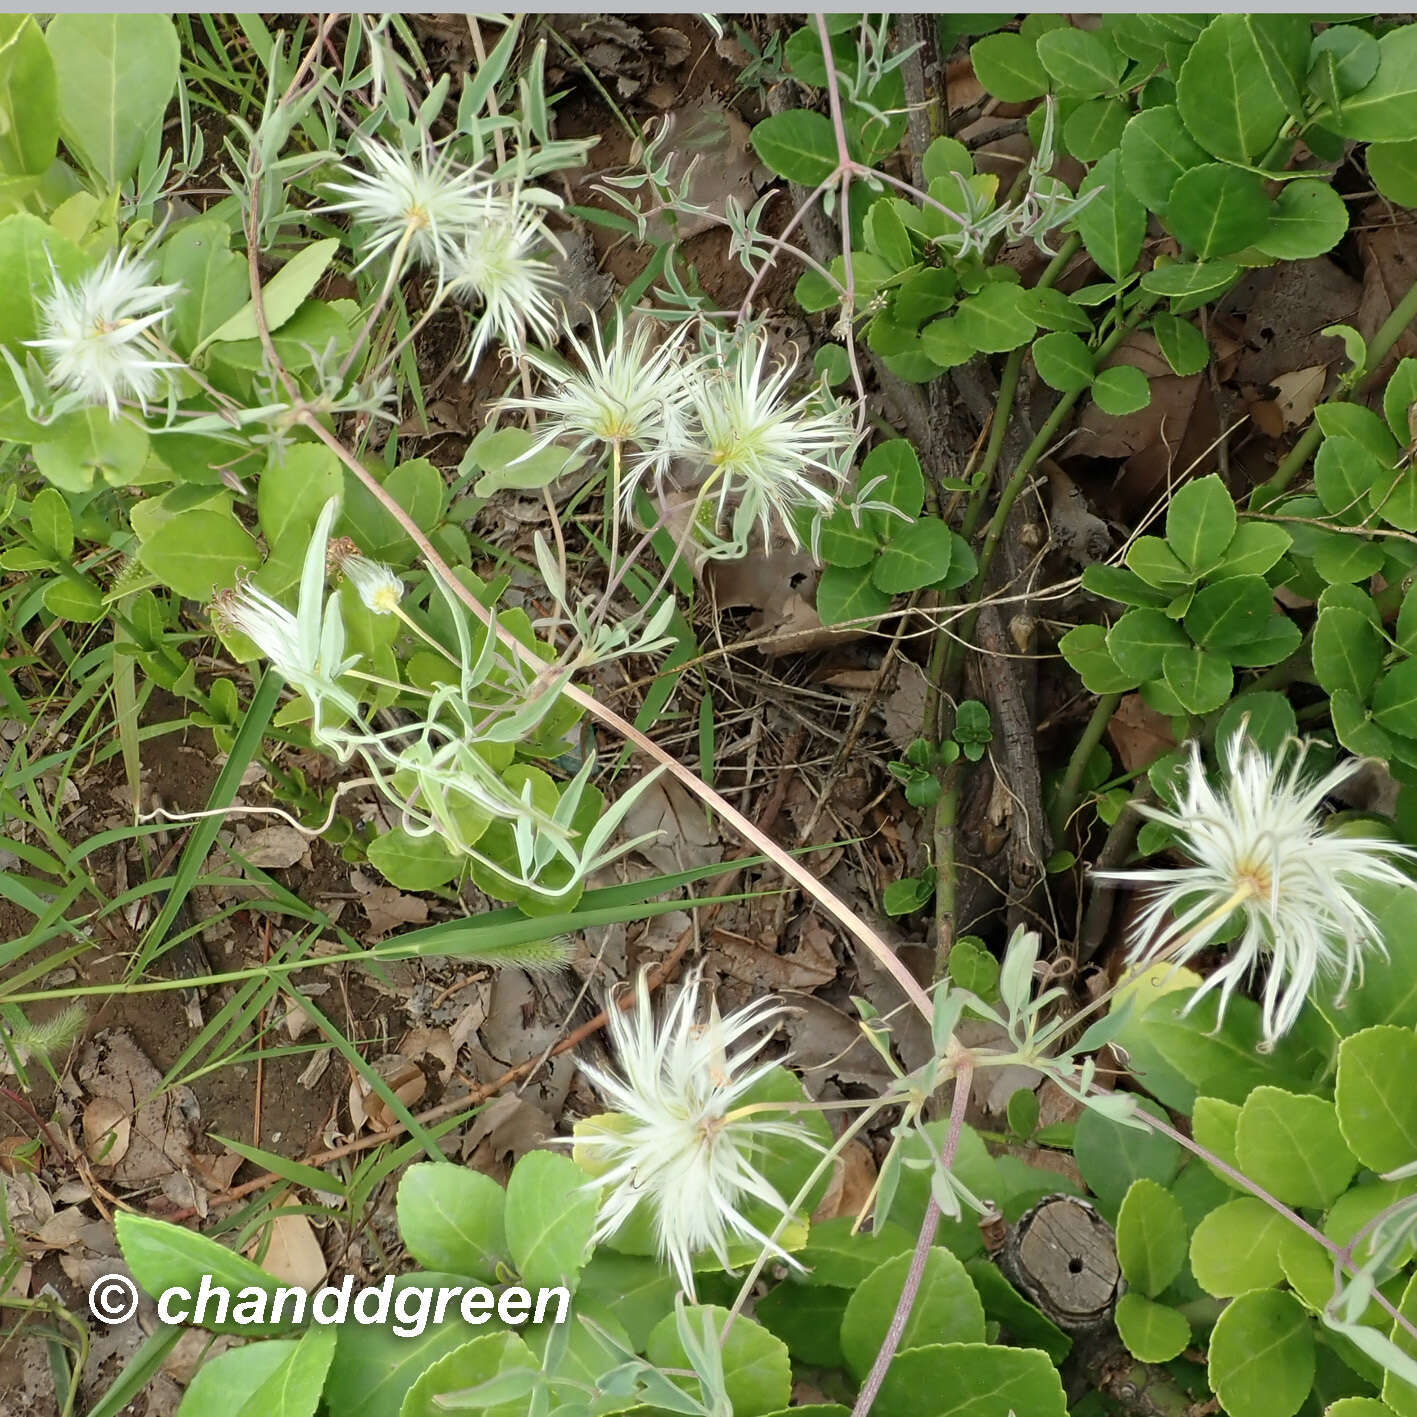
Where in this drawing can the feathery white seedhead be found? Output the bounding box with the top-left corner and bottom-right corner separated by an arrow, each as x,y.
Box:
500,318 -> 696,484
335,549 -> 403,615
212,499 -> 361,721
1096,736 -> 1417,1044
570,969 -> 813,1296
681,327 -> 859,558
323,138 -> 493,276
446,200 -> 563,366
30,249 -> 182,417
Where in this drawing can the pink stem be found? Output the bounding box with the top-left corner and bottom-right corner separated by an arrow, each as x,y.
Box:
851,1059 -> 974,1417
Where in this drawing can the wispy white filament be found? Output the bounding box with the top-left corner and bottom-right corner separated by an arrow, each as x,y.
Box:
322,139 -> 494,276
30,250 -> 181,416
1097,736 -> 1417,1043
445,201 -> 563,365
498,318 -> 697,484
678,327 -> 859,557
570,969 -> 813,1296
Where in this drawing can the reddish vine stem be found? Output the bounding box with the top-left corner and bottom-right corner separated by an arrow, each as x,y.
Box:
851,1058 -> 975,1417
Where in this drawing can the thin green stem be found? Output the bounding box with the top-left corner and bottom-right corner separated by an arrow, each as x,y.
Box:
1256,266 -> 1417,500
1050,692 -> 1121,841
931,762 -> 962,979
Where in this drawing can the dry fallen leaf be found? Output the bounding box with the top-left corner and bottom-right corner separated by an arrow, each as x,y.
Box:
358,884 -> 429,939
621,776 -> 721,875
349,1054 -> 427,1132
0,1135 -> 39,1176
812,1140 -> 877,1224
237,825 -> 310,869
78,1030 -> 199,1189
252,1210 -> 326,1289
401,1026 -> 456,1085
461,1095 -> 553,1183
1107,694 -> 1177,774
82,1097 -> 132,1168
1270,365 -> 1327,429
1354,206 -> 1417,379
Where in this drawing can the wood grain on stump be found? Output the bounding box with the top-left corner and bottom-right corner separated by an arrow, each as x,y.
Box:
1007,1195 -> 1120,1329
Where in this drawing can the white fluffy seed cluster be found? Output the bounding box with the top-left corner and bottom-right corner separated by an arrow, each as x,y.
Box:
1098,736 -> 1417,1044
29,249 -> 182,418
322,138 -> 563,371
499,320 -> 861,559
566,969 -> 814,1297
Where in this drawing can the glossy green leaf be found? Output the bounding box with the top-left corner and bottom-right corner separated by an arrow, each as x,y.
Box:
1036,27 -> 1126,96
1210,521 -> 1291,578
862,438 -> 925,523
399,1332 -> 534,1417
872,517 -> 954,593
46,14 -> 179,188
175,1329 -> 335,1417
1256,179 -> 1350,260
323,1275 -> 489,1417
750,110 -> 838,185
1183,575 -> 1274,651
395,1164 -> 508,1281
366,827 -> 463,891
1151,313 -> 1210,376
32,408 -> 150,494
503,1150 -> 598,1290
1312,606 -> 1383,699
1176,14 -> 1310,163
1208,1288 -> 1314,1417
1032,331 -> 1094,393
1384,358 -> 1417,447
116,1212 -> 288,1335
1192,1096 -> 1244,1186
1163,645 -> 1233,714
755,1282 -> 848,1368
1168,164 -> 1272,259
199,238 -> 341,351
841,1247 -> 985,1380
1374,660 -> 1417,738
162,219 -> 250,355
1092,364 -> 1150,416
1190,1198 -> 1289,1298
1126,535 -> 1195,588
1120,105 -> 1211,211
1335,1025 -> 1417,1173
1331,28 -> 1417,142
1106,607 -> 1187,679
1167,474 -> 1237,572
1074,1098 -> 1180,1214
1216,691 -> 1297,758
0,17 -> 57,178
1116,1179 -> 1187,1298
1059,623 -> 1139,694
1063,99 -> 1129,161
951,282 -> 1037,353
1141,258 -> 1243,303
970,32 -> 1049,102
816,562 -> 893,626
1114,1292 -> 1191,1363
138,507 -> 259,602
1370,140 -> 1417,206
1076,150 -> 1146,282
872,1342 -> 1067,1417
1235,1086 -> 1357,1209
